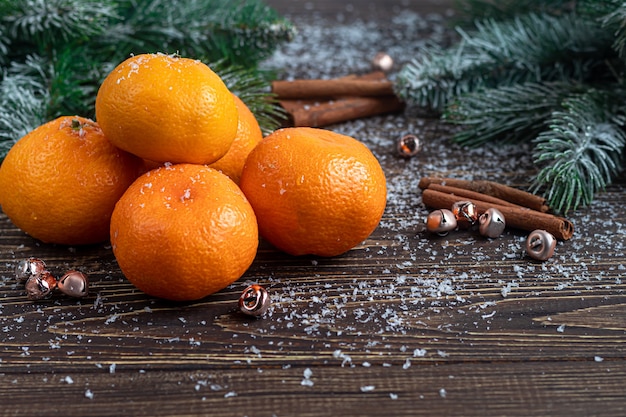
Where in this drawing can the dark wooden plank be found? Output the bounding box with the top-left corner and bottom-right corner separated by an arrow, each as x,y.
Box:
2,362 -> 626,416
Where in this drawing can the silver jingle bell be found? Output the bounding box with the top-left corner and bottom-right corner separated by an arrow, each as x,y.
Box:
16,257 -> 47,282
397,134 -> 421,158
57,270 -> 89,298
239,284 -> 270,317
451,200 -> 478,229
525,229 -> 556,261
25,272 -> 57,300
478,208 -> 506,238
426,209 -> 457,235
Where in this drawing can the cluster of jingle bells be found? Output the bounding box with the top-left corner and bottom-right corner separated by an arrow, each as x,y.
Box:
16,256 -> 272,316
16,257 -> 89,300
425,201 -> 557,261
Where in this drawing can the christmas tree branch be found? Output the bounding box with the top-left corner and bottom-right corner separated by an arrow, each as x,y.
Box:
100,0 -> 295,68
213,62 -> 285,135
444,81 -> 586,146
531,92 -> 626,213
395,12 -> 614,111
600,2 -> 626,59
453,0 -> 575,24
0,70 -> 48,156
0,0 -> 294,160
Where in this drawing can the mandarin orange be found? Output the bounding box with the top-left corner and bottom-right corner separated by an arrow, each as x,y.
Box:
208,95 -> 263,185
239,127 -> 387,257
95,53 -> 238,164
0,116 -> 143,245
110,163 -> 258,301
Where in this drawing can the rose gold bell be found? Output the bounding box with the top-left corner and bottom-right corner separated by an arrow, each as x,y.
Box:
239,284 -> 270,317
57,270 -> 89,298
525,229 -> 556,261
372,52 -> 393,72
25,271 -> 57,300
478,208 -> 506,238
451,200 -> 478,229
15,257 -> 47,282
426,209 -> 457,235
397,134 -> 421,158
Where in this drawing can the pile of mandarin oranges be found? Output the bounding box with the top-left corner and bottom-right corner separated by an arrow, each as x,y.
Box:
0,53 -> 387,301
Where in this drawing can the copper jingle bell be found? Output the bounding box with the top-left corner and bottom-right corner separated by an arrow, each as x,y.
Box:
57,270 -> 89,298
478,208 -> 506,238
239,284 -> 270,317
397,134 -> 421,158
15,257 -> 47,282
525,229 -> 556,261
426,209 -> 457,235
451,200 -> 478,229
372,52 -> 393,72
24,271 -> 57,300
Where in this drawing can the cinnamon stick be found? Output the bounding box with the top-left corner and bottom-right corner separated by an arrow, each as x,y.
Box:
419,177 -> 549,213
272,77 -> 395,99
279,96 -> 404,127
426,183 -> 522,209
421,188 -> 574,240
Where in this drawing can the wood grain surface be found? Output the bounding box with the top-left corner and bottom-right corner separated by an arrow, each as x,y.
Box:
2,1 -> 626,416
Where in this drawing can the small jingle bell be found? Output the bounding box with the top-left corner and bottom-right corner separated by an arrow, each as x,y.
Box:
426,209 -> 457,236
239,284 -> 270,317
478,208 -> 506,238
451,200 -> 478,229
397,134 -> 421,158
371,52 -> 393,72
25,272 -> 57,300
57,270 -> 89,298
15,257 -> 47,282
525,229 -> 556,261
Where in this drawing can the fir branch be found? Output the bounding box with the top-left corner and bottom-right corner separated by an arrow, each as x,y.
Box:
0,70 -> 48,158
0,0 -> 117,52
599,1 -> 626,58
531,92 -> 626,213
395,12 -> 614,111
576,0 -> 623,19
444,81 -> 586,146
101,0 -> 295,68
213,62 -> 285,135
47,46 -> 103,119
206,0 -> 296,66
0,0 -> 294,161
453,0 -> 574,23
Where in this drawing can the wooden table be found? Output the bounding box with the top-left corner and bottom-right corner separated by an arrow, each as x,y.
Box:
2,1 -> 626,415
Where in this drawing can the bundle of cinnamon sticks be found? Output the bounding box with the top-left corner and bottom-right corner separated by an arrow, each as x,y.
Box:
271,72 -> 404,127
419,177 -> 574,240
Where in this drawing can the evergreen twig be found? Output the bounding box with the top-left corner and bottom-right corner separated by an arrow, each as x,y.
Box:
531,92 -> 626,213
214,62 -> 285,135
600,2 -> 626,59
0,71 -> 48,156
395,12 -> 613,111
453,0 -> 575,24
0,0 -> 294,161
444,82 -> 585,146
